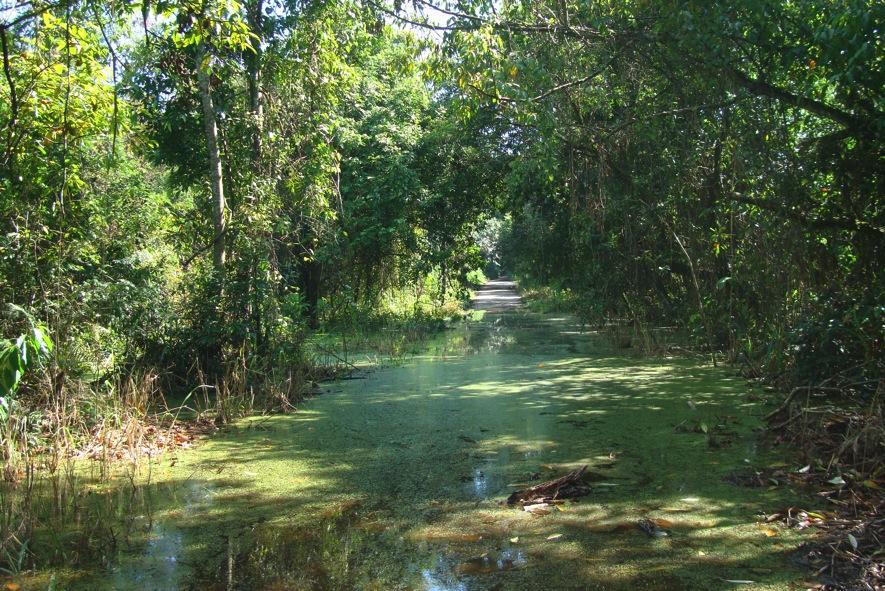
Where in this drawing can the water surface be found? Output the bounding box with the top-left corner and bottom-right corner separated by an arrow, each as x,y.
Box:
9,302 -> 811,590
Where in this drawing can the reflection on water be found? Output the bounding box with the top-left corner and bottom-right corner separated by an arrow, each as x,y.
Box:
107,480 -> 212,588
423,555 -> 469,591
101,484 -> 390,590
423,549 -> 528,591
114,522 -> 185,589
467,468 -> 490,499
461,453 -> 506,500
454,548 -> 528,575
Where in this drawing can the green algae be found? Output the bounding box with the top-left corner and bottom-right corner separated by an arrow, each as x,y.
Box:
4,311 -> 817,590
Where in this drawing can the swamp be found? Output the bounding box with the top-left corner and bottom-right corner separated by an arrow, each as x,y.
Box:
1,1 -> 882,590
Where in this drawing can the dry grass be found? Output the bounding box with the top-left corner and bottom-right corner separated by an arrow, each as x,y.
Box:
766,379 -> 884,590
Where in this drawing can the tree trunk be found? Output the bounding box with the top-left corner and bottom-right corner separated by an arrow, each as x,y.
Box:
246,0 -> 263,163
197,43 -> 226,272
303,260 -> 322,329
245,1 -> 264,355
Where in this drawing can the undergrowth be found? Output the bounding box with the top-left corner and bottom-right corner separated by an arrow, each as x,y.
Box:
0,269 -> 475,576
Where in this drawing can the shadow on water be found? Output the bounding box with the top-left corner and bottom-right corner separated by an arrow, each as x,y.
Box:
3,309 -> 815,590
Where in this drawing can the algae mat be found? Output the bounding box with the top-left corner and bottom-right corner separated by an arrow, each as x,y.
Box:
18,313 -> 815,590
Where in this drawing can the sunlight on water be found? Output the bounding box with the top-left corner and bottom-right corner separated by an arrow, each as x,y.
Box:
5,302 -> 807,590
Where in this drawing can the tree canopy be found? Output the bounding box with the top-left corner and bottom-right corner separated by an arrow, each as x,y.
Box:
0,0 -> 881,438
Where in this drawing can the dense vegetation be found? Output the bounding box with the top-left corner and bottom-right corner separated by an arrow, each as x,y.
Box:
474,1 -> 883,391
0,0 -> 504,469
0,0 -> 881,513
0,0 -> 882,587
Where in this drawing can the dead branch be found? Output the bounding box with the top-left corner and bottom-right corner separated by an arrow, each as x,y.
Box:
506,465 -> 590,505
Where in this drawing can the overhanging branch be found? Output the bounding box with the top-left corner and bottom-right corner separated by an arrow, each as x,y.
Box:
1,25 -> 18,144
365,0 -> 606,39
728,68 -> 865,129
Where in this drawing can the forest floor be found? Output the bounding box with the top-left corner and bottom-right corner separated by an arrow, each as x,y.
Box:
8,280 -> 827,591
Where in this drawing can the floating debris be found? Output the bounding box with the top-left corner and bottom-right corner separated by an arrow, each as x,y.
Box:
637,518 -> 669,538
506,465 -> 591,505
523,503 -> 552,515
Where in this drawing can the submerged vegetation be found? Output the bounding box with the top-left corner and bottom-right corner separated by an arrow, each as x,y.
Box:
0,0 -> 882,589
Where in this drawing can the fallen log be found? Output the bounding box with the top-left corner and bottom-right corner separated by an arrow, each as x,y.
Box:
506,465 -> 590,505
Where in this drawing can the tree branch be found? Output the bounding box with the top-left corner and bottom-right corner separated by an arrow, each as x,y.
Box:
366,0 -> 607,39
727,67 -> 865,129
90,5 -> 121,164
527,59 -> 614,102
1,1 -> 70,29
0,24 -> 18,166
730,192 -> 883,234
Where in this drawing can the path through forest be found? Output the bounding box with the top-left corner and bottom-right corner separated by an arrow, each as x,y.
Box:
40,281 -> 810,590
471,277 -> 523,312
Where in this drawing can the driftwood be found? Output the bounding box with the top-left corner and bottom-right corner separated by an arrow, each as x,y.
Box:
506,465 -> 591,505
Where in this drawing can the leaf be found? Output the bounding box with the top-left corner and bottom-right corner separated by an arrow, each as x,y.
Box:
523,503 -> 551,515
33,326 -> 53,354
762,528 -> 777,537
699,422 -> 709,434
15,335 -> 27,365
847,533 -> 858,550
510,536 -> 519,543
797,465 -> 811,473
827,476 -> 846,485
546,534 -> 563,542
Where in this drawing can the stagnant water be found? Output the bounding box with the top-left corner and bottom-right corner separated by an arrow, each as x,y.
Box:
5,288 -> 813,590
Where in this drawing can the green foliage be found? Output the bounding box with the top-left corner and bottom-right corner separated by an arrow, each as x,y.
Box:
787,296 -> 884,388
2,0 -> 879,477
0,307 -> 53,406
520,285 -> 578,315
465,268 -> 487,287
1,0 -> 499,453
427,0 -> 882,387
